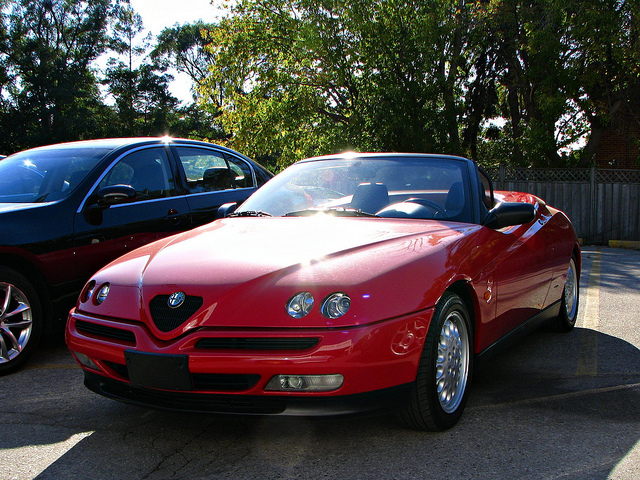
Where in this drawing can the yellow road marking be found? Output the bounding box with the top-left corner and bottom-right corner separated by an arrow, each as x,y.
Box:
576,248 -> 601,376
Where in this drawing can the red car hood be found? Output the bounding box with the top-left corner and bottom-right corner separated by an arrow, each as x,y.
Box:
86,216 -> 482,335
109,216 -> 470,285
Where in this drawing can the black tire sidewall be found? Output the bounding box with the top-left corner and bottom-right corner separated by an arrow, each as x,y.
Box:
400,291 -> 473,431
0,266 -> 43,375
555,256 -> 580,332
425,293 -> 472,429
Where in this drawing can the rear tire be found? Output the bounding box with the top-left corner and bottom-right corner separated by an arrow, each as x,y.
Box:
0,267 -> 42,375
548,257 -> 579,333
399,292 -> 472,431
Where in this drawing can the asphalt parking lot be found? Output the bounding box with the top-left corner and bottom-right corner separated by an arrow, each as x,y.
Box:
2,246 -> 639,480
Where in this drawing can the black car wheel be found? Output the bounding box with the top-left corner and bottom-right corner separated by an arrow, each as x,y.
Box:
548,256 -> 579,333
400,291 -> 472,431
0,267 -> 42,375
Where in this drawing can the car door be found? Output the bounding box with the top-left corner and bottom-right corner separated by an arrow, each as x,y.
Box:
73,145 -> 191,280
475,169 -> 554,348
171,145 -> 259,227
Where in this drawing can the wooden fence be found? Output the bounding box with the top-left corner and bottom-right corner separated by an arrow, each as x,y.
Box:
486,166 -> 640,243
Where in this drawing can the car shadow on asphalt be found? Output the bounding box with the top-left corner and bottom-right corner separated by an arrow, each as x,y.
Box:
2,325 -> 639,479
471,327 -> 640,409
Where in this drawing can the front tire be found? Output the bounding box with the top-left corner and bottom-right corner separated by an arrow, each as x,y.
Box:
0,267 -> 42,375
399,292 -> 472,431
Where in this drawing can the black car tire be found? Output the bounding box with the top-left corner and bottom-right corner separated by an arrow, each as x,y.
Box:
399,291 -> 472,431
548,256 -> 580,333
0,266 -> 42,375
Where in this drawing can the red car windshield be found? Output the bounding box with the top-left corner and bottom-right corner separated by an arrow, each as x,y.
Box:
238,155 -> 472,222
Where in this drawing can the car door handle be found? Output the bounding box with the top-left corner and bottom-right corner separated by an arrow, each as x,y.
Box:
167,208 -> 186,226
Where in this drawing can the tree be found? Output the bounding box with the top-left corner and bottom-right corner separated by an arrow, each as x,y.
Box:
0,0 -> 121,152
152,22 -> 218,103
561,0 -> 640,166
462,1 -> 574,167
197,0 -> 639,168
102,4 -> 185,137
198,0 -> 483,169
474,0 -> 640,168
103,3 -> 146,132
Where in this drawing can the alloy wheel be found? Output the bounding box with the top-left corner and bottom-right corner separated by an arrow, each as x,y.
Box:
436,310 -> 470,414
0,282 -> 33,364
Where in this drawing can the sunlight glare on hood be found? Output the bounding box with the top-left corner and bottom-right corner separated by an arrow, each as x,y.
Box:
295,212 -> 341,267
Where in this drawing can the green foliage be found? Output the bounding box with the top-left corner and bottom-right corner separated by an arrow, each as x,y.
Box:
0,0 -> 637,169
200,0 -> 481,169
152,22 -> 218,101
195,0 -> 639,168
0,0 -> 224,153
0,0 -> 120,151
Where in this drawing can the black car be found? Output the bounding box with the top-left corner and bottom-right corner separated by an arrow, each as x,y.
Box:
0,137 -> 272,374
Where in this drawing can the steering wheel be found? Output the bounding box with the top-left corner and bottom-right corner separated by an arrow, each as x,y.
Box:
403,198 -> 446,217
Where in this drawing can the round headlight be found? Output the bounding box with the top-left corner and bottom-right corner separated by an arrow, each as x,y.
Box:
321,292 -> 351,319
286,292 -> 314,318
95,283 -> 110,305
81,281 -> 96,303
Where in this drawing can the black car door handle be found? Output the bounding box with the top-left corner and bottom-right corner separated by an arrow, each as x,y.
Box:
167,208 -> 185,226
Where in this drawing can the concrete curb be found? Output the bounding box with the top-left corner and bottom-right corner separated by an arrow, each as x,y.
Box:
608,240 -> 640,250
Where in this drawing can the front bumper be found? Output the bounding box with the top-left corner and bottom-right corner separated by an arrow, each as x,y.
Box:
66,307 -> 433,415
84,371 -> 413,416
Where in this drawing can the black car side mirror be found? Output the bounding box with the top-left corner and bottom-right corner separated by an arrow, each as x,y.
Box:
483,202 -> 536,229
84,185 -> 137,226
216,202 -> 238,219
95,185 -> 137,207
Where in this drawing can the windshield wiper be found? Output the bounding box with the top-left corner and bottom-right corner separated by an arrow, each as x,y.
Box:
285,207 -> 378,217
228,210 -> 272,217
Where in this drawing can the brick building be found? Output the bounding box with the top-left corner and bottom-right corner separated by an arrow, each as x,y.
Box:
594,109 -> 640,169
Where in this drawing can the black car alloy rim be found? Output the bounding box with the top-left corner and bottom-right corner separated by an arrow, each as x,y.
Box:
0,282 -> 33,363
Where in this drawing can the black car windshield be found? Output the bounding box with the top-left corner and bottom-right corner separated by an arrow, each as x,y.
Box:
237,155 -> 473,222
0,147 -> 111,203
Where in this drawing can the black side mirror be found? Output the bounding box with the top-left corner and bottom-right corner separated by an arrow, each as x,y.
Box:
95,185 -> 137,207
84,185 -> 137,226
216,202 -> 238,219
483,202 -> 536,229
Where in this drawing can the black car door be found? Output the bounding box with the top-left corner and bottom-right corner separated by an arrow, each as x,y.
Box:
171,145 -> 259,227
73,145 -> 191,280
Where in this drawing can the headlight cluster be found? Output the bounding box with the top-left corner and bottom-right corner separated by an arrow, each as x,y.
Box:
286,291 -> 351,319
80,280 -> 110,305
321,292 -> 351,318
286,291 -> 314,318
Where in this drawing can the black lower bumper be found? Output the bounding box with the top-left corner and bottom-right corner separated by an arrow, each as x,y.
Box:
84,371 -> 412,416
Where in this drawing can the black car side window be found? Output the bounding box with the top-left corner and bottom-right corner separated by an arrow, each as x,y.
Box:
225,155 -> 253,189
99,148 -> 175,201
175,147 -> 238,193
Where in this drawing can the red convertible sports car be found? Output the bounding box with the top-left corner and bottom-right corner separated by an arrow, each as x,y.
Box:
66,153 -> 580,431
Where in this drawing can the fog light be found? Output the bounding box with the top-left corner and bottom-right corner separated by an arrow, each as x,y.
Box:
285,376 -> 304,389
72,351 -> 100,371
265,374 -> 344,392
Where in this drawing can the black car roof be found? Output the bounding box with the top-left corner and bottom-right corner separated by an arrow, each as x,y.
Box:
18,137 -> 250,160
